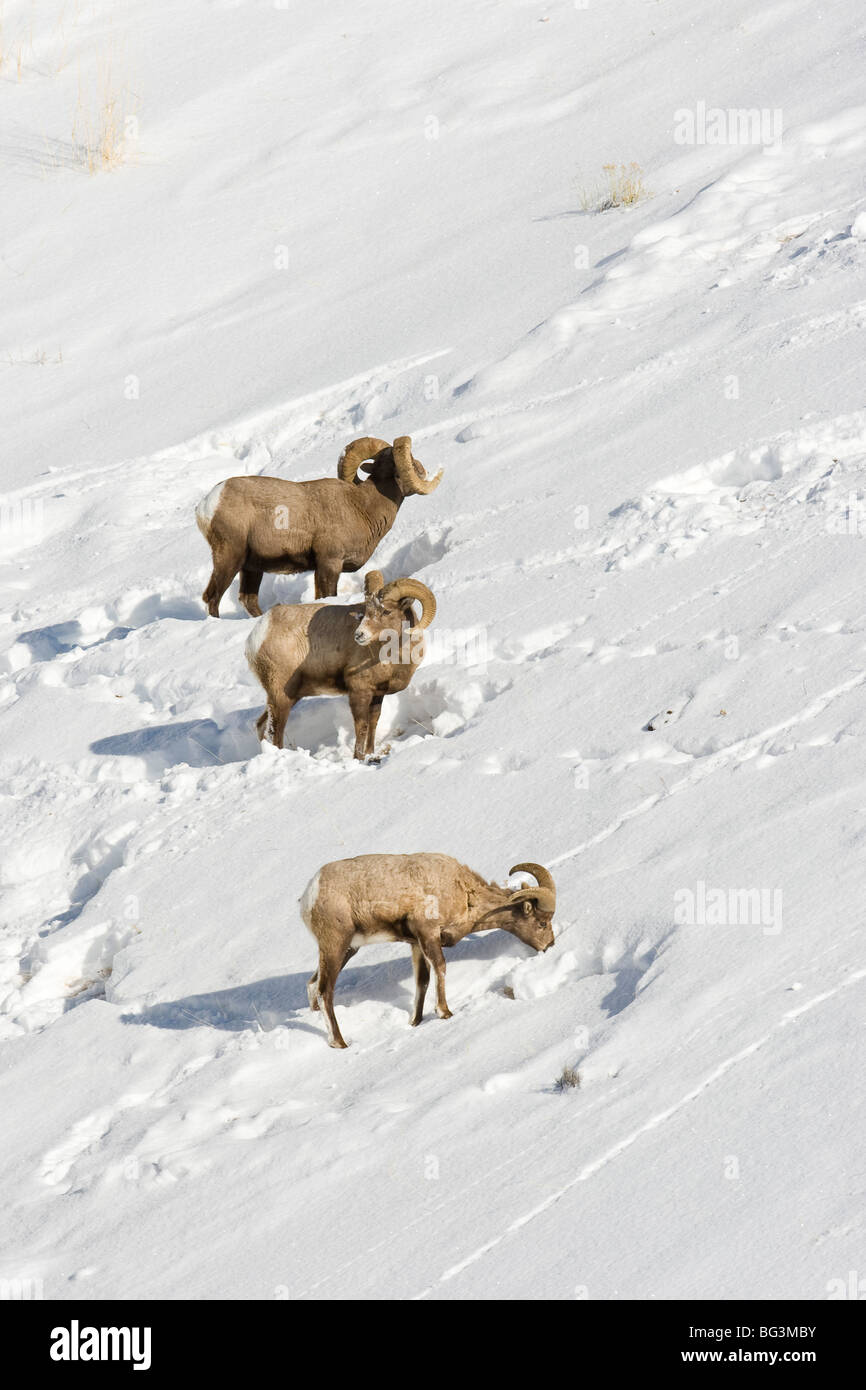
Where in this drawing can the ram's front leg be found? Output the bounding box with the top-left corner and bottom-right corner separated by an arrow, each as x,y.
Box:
348,690 -> 373,760
313,554 -> 343,599
365,694 -> 385,757
410,943 -> 430,1026
413,925 -> 452,1020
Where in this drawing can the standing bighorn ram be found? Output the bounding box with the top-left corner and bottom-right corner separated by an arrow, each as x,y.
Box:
245,570 -> 436,759
300,854 -> 556,1047
195,435 -> 442,617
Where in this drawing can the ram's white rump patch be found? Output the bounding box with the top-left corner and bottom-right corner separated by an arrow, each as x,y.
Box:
245,609 -> 272,663
299,870 -> 321,928
194,482 -> 225,534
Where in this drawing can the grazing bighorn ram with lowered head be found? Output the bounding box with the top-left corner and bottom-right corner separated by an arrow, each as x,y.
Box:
300,854 -> 556,1047
245,570 -> 436,759
195,435 -> 442,616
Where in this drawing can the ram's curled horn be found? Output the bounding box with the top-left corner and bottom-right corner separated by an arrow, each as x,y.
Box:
381,577 -> 437,630
508,862 -> 556,914
364,570 -> 385,596
338,437 -> 392,484
392,435 -> 443,497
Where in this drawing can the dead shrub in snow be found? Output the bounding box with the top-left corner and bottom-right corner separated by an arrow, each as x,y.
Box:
4,348 -> 63,366
579,162 -> 648,212
554,1065 -> 581,1092
0,5 -> 31,81
72,59 -> 136,173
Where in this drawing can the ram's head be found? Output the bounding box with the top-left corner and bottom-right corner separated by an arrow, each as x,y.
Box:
338,435 -> 443,497
354,571 -> 436,658
494,864 -> 557,951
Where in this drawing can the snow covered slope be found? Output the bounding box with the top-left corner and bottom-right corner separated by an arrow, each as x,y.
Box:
1,0 -> 864,1300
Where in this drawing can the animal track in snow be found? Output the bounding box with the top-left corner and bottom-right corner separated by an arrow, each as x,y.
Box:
7,914 -> 140,1035
476,749 -> 530,775
596,411 -> 866,572
389,674 -> 514,747
550,669 -> 866,871
506,929 -> 666,1021
413,965 -> 866,1299
643,705 -> 684,733
157,348 -> 452,477
375,524 -> 454,579
40,1110 -> 115,1189
459,107 -> 866,398
4,591 -> 203,675
90,713 -> 260,776
497,621 -> 579,663
34,1027 -> 319,1196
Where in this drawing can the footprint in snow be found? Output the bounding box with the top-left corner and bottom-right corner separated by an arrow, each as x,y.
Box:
644,707 -> 678,732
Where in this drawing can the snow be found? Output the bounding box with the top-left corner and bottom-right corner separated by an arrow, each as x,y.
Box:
1,0 -> 865,1301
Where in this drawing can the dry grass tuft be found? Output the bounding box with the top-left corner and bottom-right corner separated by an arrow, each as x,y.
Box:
579,162 -> 649,212
554,1065 -> 581,1092
72,58 -> 136,173
0,3 -> 32,80
5,348 -> 64,366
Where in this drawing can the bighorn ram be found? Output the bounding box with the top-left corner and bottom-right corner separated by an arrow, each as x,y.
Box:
300,854 -> 556,1047
195,435 -> 442,617
245,570 -> 436,759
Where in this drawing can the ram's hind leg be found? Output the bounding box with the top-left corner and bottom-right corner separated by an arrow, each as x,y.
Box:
315,947 -> 350,1048
306,969 -> 320,1011
257,677 -> 300,748
307,944 -> 356,1015
255,696 -> 292,747
306,898 -> 356,1047
238,565 -> 264,618
202,541 -> 244,618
